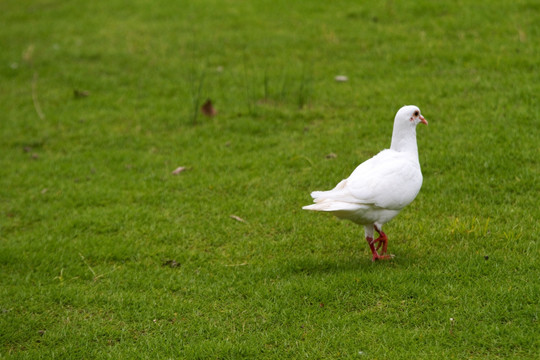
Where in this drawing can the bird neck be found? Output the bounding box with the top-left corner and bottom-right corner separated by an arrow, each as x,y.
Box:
390,123 -> 419,158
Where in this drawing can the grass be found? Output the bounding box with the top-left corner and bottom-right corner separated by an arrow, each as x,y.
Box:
1,0 -> 539,358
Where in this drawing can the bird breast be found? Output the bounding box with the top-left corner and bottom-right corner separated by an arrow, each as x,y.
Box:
346,151 -> 423,211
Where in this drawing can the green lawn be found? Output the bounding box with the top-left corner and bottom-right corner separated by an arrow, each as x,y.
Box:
1,0 -> 539,358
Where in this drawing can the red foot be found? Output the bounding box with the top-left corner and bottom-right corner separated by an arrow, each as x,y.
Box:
371,253 -> 395,262
373,225 -> 389,254
370,233 -> 388,254
366,226 -> 394,261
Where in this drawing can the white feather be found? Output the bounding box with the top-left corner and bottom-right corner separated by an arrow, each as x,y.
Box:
303,105 -> 426,229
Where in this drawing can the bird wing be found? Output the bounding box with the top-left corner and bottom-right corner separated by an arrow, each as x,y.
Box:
346,149 -> 423,210
306,150 -> 423,212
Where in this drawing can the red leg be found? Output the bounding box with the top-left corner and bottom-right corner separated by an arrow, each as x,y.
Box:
365,236 -> 393,262
371,225 -> 389,254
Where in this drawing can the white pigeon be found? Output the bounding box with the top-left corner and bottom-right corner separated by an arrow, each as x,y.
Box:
303,105 -> 428,261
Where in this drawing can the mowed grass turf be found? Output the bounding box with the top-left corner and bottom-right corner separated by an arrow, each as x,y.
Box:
1,0 -> 539,358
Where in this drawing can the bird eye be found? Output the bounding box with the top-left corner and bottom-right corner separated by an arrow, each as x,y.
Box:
414,111 -> 419,117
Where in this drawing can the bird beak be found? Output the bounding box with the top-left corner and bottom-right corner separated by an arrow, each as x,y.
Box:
419,115 -> 428,125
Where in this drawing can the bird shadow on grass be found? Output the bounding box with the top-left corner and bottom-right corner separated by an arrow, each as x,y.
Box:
275,249 -> 425,278
280,256 -> 399,277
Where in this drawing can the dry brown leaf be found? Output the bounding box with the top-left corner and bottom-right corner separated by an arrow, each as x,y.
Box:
172,166 -> 187,175
163,259 -> 180,268
23,44 -> 35,63
74,89 -> 90,98
201,99 -> 217,117
230,215 -> 246,223
326,153 -> 337,159
518,29 -> 526,42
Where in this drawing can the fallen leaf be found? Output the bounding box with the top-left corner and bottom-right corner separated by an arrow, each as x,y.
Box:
201,99 -> 217,117
325,153 -> 337,159
334,75 -> 348,82
230,215 -> 246,223
74,89 -> 90,98
41,188 -> 48,194
163,259 -> 180,268
518,29 -> 526,42
23,44 -> 35,63
172,166 -> 187,175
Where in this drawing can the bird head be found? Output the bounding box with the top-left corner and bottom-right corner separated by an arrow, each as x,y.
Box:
396,105 -> 428,126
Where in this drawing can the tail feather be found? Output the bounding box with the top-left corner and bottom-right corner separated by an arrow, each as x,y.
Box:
309,179 -> 352,204
302,201 -> 360,212
304,179 -> 367,212
310,191 -> 325,202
